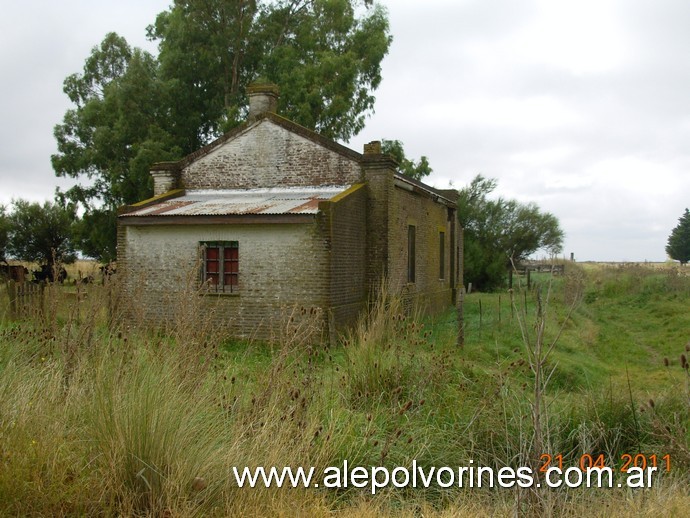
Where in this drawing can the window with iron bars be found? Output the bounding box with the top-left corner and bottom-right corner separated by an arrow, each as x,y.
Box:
201,241 -> 239,293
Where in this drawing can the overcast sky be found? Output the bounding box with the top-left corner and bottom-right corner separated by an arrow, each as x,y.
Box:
1,0 -> 689,262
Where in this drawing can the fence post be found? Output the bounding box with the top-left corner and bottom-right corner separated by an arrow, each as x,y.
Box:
5,280 -> 46,321
38,281 -> 46,321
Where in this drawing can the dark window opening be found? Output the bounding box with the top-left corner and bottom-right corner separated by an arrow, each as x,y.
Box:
439,231 -> 445,280
202,241 -> 239,293
408,225 -> 416,283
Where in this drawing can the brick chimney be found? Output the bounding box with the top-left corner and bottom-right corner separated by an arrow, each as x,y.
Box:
150,163 -> 179,196
363,141 -> 382,155
247,83 -> 279,121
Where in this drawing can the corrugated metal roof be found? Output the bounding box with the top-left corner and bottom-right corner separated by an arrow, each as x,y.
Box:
121,187 -> 349,217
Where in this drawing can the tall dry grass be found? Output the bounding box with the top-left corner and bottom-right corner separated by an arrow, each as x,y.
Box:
0,267 -> 688,516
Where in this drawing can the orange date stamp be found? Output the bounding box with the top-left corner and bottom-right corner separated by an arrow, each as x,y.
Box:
539,453 -> 671,473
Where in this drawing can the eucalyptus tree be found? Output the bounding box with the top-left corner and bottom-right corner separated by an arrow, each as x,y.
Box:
53,1 -> 391,260
148,0 -> 391,142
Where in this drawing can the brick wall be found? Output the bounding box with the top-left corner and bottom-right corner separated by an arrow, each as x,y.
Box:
362,157 -> 395,294
181,120 -> 362,189
119,122 -> 463,342
362,153 -> 458,317
387,185 -> 456,315
119,221 -> 330,340
319,184 -> 368,332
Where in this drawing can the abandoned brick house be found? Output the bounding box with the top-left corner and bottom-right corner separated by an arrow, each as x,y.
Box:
117,84 -> 461,340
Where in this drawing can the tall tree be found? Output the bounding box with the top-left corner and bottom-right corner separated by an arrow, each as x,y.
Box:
666,208 -> 690,265
52,33 -> 181,261
6,200 -> 77,269
147,0 -> 261,148
458,175 -> 564,291
148,0 -> 391,141
54,2 -> 391,259
381,139 -> 432,181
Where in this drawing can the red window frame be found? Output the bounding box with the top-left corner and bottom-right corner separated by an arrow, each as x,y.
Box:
202,241 -> 239,293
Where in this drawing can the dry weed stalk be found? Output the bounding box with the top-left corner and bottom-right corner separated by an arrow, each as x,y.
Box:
160,259 -> 226,386
273,304 -> 326,349
648,344 -> 690,468
509,259 -> 582,515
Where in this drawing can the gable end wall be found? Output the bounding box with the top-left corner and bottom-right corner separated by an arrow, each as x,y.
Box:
181,121 -> 362,189
117,221 -> 330,341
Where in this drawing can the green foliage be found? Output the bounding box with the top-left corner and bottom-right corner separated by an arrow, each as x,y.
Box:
54,2 -> 391,258
381,139 -> 432,181
458,174 -> 564,290
149,0 -> 391,141
69,208 -> 118,263
6,199 -> 76,268
0,266 -> 689,514
341,283 -> 441,408
666,208 -> 690,265
52,33 -> 181,261
147,0 -> 261,147
253,0 -> 392,141
53,33 -> 179,208
0,205 -> 9,263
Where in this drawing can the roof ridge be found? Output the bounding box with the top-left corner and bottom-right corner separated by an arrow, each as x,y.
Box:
150,114 -> 364,173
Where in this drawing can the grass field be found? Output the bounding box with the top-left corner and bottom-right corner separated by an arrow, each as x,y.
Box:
0,262 -> 688,516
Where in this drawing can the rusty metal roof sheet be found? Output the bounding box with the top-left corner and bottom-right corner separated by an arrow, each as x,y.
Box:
121,186 -> 349,217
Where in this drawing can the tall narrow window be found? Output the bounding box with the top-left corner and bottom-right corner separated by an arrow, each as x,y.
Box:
223,244 -> 239,288
205,246 -> 220,286
407,225 -> 416,283
439,231 -> 445,280
202,241 -> 239,293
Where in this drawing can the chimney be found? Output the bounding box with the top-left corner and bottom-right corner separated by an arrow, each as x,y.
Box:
150,163 -> 179,196
363,141 -> 382,155
247,83 -> 279,121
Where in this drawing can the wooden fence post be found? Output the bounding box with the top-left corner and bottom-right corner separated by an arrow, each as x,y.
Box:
5,281 -> 45,321
38,281 -> 46,321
